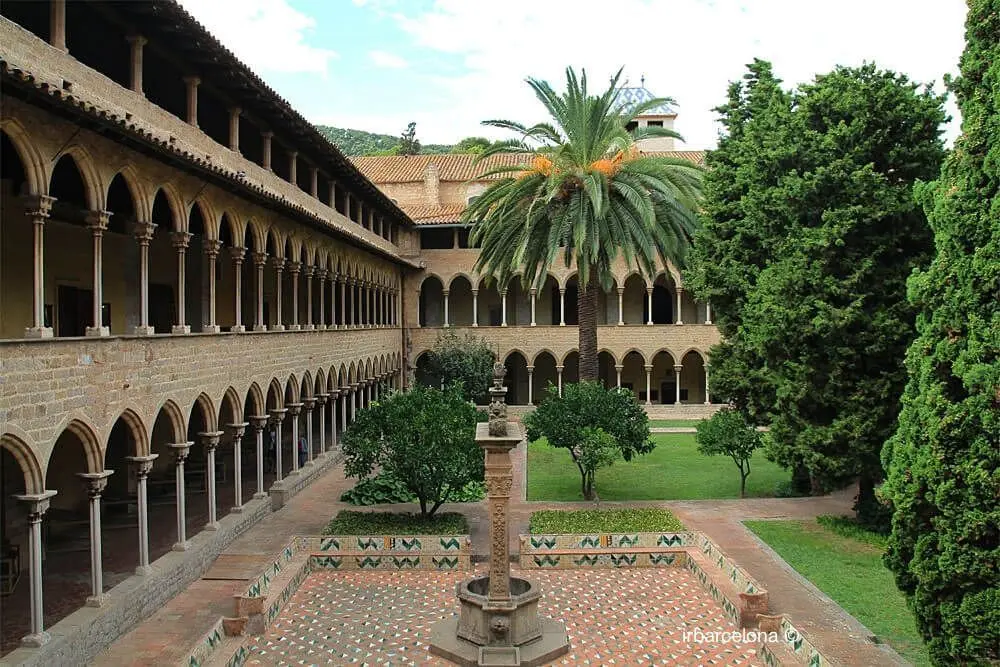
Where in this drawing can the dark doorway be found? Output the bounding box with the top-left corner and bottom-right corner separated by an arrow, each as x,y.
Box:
149,283 -> 175,334
57,286 -> 90,337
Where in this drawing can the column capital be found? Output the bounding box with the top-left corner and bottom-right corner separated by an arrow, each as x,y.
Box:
302,397 -> 317,410
471,288 -> 479,295
132,220 -> 157,243
249,415 -> 269,431
315,393 -> 329,405
674,364 -> 683,372
287,260 -> 302,275
646,285 -> 653,293
253,251 -> 268,268
77,470 -> 114,497
529,287 -> 537,296
269,408 -> 288,424
442,288 -> 450,296
228,105 -> 242,116
286,402 -> 304,416
271,256 -> 286,270
555,365 -> 564,372
329,388 -> 341,399
15,490 -> 58,519
168,441 -> 194,462
198,431 -> 224,451
182,74 -> 201,86
226,422 -> 249,442
526,365 -> 534,372
203,239 -> 223,257
302,265 -> 315,278
171,230 -> 193,249
559,287 -> 566,294
22,194 -> 55,219
126,453 -> 159,477
229,245 -> 246,262
645,364 -> 654,371
85,209 -> 111,232
316,268 -> 329,280
617,286 -> 625,294
261,130 -> 274,139
126,33 -> 148,47
615,364 -> 624,371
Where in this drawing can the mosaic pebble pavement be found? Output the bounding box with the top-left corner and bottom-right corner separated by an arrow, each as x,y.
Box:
245,565 -> 762,666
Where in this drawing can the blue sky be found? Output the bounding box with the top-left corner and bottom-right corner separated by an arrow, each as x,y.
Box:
179,0 -> 967,149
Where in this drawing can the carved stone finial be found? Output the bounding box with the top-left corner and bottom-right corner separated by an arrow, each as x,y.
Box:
488,361 -> 508,436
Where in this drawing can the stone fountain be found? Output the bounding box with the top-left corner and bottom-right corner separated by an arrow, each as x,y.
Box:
430,362 -> 569,666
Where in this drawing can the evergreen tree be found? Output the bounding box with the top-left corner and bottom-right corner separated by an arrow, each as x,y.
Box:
399,121 -> 421,155
881,2 -> 1000,663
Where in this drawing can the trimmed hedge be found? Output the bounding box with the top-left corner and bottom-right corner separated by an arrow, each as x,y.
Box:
528,508 -> 684,534
323,510 -> 469,536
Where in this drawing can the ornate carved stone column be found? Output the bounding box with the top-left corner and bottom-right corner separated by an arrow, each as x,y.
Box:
167,442 -> 192,550
556,365 -> 564,397
349,384 -> 358,421
133,221 -> 157,335
77,471 -> 113,605
617,287 -> 625,326
24,195 -> 55,338
340,386 -> 349,432
329,389 -> 340,449
271,257 -> 285,330
302,398 -> 316,464
269,408 -> 287,483
316,393 -> 328,455
203,240 -> 222,333
645,364 -> 653,406
443,289 -> 450,328
675,288 -> 685,325
288,261 -> 301,330
84,210 -> 111,336
127,454 -> 158,573
472,289 -> 479,327
674,364 -> 683,404
14,491 -> 57,647
559,287 -> 566,326
317,269 -> 328,329
646,286 -> 654,326
529,288 -> 536,326
303,266 -> 315,330
226,422 -> 248,511
254,252 -> 268,331
287,403 -> 303,473
230,246 -> 246,333
172,231 -> 192,333
501,289 -> 508,327
199,431 -> 223,529
527,366 -> 534,405
249,416 -> 269,498
615,364 -> 623,388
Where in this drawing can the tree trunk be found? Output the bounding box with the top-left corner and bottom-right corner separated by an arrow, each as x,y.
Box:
582,471 -> 596,501
578,280 -> 599,382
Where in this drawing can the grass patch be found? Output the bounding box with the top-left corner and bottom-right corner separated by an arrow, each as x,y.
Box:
649,419 -> 703,428
323,510 -> 468,535
529,508 -> 685,534
527,433 -> 788,501
816,515 -> 889,549
745,518 -> 928,666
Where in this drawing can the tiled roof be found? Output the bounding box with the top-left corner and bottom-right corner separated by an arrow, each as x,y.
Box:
351,151 -> 705,185
615,86 -> 677,116
402,203 -> 466,225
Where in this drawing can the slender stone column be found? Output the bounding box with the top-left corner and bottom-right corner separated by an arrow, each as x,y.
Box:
254,252 -> 268,331
674,364 -> 683,404
704,364 -> 711,405
349,279 -> 357,327
127,35 -> 147,94
77,471 -> 113,606
317,269 -> 327,329
249,416 -> 268,498
443,289 -> 450,327
501,289 -> 508,327
85,210 -> 111,336
302,398 -> 316,464
288,261 -> 301,330
617,287 -> 625,326
529,288 -> 537,326
289,151 -> 298,186
705,301 -> 713,325
338,275 -> 346,328
230,246 -> 246,333
228,108 -> 241,152
199,431 -> 224,530
133,221 -> 158,335
527,366 -> 534,404
340,386 -> 349,431
269,409 -> 287,482
556,365 -> 564,397
25,195 -> 54,338
646,287 -> 654,326
645,365 -> 653,405
316,394 -> 328,454
126,454 -> 158,574
168,442 -> 192,550
172,231 -> 192,333
287,403 -> 303,473
14,491 -> 57,647
271,257 -> 285,330
472,289 -> 479,327
49,0 -> 66,51
349,385 -> 358,421
226,422 -> 248,511
261,131 -> 273,170
329,389 -> 340,449
675,288 -> 685,325
615,364 -> 623,388
309,166 -> 319,198
183,76 -> 200,126
203,240 -> 222,333
303,266 -> 315,330
559,288 -> 566,326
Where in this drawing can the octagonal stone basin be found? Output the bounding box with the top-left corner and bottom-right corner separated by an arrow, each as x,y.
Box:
455,576 -> 543,647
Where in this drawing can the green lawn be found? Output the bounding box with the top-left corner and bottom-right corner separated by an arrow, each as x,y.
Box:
526,433 -> 788,501
745,519 -> 929,666
649,419 -> 704,428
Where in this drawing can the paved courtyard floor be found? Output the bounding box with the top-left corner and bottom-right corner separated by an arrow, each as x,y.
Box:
245,566 -> 763,666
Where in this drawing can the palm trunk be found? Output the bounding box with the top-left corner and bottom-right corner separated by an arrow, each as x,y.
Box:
578,280 -> 599,382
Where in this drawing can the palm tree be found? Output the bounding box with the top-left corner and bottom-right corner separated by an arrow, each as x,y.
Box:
464,67 -> 704,381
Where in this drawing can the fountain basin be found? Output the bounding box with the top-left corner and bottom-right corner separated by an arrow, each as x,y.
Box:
456,576 -> 543,646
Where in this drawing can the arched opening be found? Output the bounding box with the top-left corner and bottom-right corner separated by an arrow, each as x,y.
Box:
104,172 -> 141,335
504,351 -> 528,405
217,390 -> 242,521
265,231 -> 280,329
414,352 -> 435,388
680,351 -> 706,404
188,201 -> 209,332
297,246 -> 310,329
243,385 -> 264,500
419,276 -> 445,327
651,274 -> 674,324
186,395 -> 214,538
218,214 -> 239,331
148,402 -> 184,561
0,441 -> 29,655
562,351 -> 580,386
563,276 -> 579,325
534,275 -> 558,326
282,378 -> 298,477
448,275 -> 474,326
102,413 -> 144,579
532,351 -> 558,403
651,350 -> 678,405
620,350 -> 646,399
265,379 -> 283,488
148,188 -> 177,333
1,130 -> 34,338
477,281 -> 502,327
242,225 -> 260,331
596,278 -> 615,325
282,239 -> 295,328
47,154 -> 95,337
622,274 -> 647,325
506,279 -> 529,326
598,350 -> 616,388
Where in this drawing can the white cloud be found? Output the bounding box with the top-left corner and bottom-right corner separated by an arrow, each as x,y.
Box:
369,50 -> 409,69
354,0 -> 966,148
178,0 -> 337,76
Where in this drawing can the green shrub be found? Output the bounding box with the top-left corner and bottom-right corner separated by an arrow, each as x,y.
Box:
323,510 -> 468,535
773,479 -> 807,498
695,408 -> 762,497
528,508 -> 684,534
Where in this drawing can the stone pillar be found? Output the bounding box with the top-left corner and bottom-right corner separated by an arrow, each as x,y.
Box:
501,289 -> 508,327
203,240 -> 222,333
289,151 -> 298,186
617,287 -> 625,326
527,366 -> 534,404
443,289 -> 450,327
348,279 -> 357,327
132,221 -> 157,335
127,35 -> 147,94
77,471 -> 113,606
230,246 -> 246,333
303,266 -> 315,330
339,276 -> 347,329
529,288 -> 537,326
675,288 -> 684,325
49,0 -> 66,51
183,76 -> 200,126
271,257 -> 285,330
253,252 -> 267,331
645,365 -> 653,405
646,287 -> 654,325
269,409 -> 287,483
261,131 -> 273,170
674,364 -> 683,404
199,431 -> 223,530
556,365 -> 564,397
85,210 -> 111,336
249,416 -> 268,498
705,301 -> 713,325
302,398 -> 316,464
167,442 -> 192,550
615,364 -> 623,388
172,231 -> 192,333
704,364 -> 711,405
316,394 -> 328,454
329,390 -> 340,449
287,403 -> 303,473
340,387 -> 349,432
226,423 -> 248,511
310,166 -> 319,198
471,289 -> 479,327
288,261 -> 301,330
349,385 -> 358,421
14,491 -> 57,647
25,195 -> 54,338
126,454 -> 158,573
317,269 -> 327,329
559,288 -> 566,326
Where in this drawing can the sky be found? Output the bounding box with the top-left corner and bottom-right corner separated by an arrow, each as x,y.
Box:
177,0 -> 968,150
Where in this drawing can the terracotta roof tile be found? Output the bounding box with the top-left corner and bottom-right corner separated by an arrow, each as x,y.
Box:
401,203 -> 466,225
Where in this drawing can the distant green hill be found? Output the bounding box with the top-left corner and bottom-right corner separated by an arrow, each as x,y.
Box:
316,125 -> 452,156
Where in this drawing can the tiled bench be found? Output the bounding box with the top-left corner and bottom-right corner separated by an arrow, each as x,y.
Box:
299,534 -> 472,571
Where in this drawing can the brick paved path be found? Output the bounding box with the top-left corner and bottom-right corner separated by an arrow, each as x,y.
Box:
97,440 -> 905,666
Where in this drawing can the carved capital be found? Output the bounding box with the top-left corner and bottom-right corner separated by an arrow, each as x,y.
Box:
127,454 -> 159,478
14,491 -> 57,522
302,397 -> 316,411
269,408 -> 288,425
132,220 -> 157,243
286,402 -> 303,416
198,430 -> 224,452
203,239 -> 223,258
229,246 -> 246,263
171,231 -> 193,250
168,441 -> 193,463
286,261 -> 301,275
271,256 -> 286,271
226,422 -> 249,442
249,415 -> 269,432
77,470 -> 114,498
253,251 -> 268,269
85,209 -> 111,233
22,194 -> 55,220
